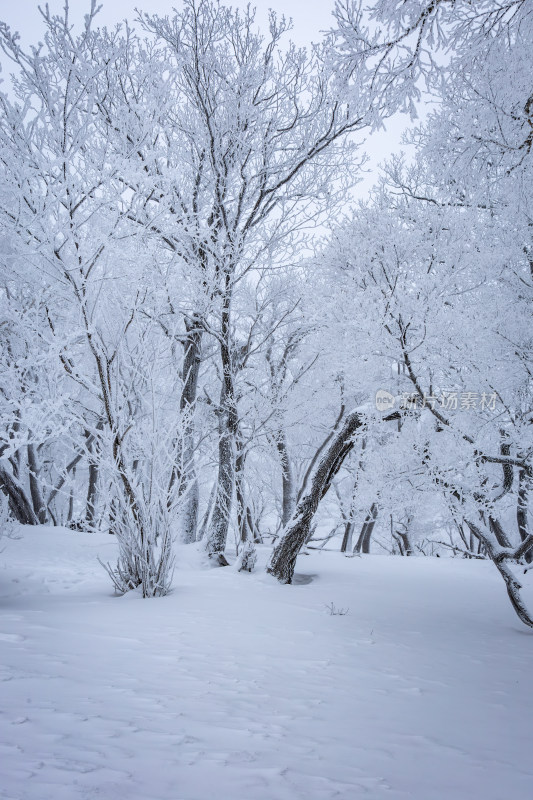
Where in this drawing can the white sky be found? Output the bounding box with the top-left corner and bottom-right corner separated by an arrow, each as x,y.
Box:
0,0 -> 415,198
0,0 -> 335,47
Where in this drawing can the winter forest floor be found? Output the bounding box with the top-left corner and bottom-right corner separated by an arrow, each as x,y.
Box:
0,527 -> 532,800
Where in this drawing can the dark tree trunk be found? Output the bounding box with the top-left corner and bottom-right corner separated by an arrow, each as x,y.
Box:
0,465 -> 39,525
267,410 -> 363,583
247,505 -> 263,543
489,516 -> 512,548
206,402 -> 234,562
235,437 -> 249,544
340,519 -> 355,553
341,447 -> 365,553
296,405 -> 346,504
86,461 -> 99,527
276,429 -> 296,529
47,422 -> 102,523
27,443 -> 48,524
85,427 -> 99,527
235,433 -> 262,545
67,466 -> 76,523
394,515 -> 413,556
397,531 -> 413,555
354,503 -> 378,554
516,468 -> 532,563
169,317 -> 202,543
206,276 -> 238,564
465,520 -> 533,628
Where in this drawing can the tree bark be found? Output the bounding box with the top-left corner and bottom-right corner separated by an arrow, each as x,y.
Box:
267,410 -> 363,583
206,403 -> 234,563
396,530 -> 413,556
27,443 -> 48,524
354,503 -> 378,554
205,274 -> 238,564
465,520 -> 533,628
86,452 -> 99,528
276,429 -> 296,529
169,317 -> 202,543
340,446 -> 365,553
488,516 -> 512,548
516,468 -> 532,562
296,405 -> 345,504
0,465 -> 39,525
340,519 -> 355,553
67,465 -> 76,523
235,434 -> 250,544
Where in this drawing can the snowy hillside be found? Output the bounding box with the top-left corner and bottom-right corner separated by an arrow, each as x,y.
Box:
1,527 -> 532,800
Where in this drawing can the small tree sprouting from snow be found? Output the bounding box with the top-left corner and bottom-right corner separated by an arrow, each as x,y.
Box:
99,487 -> 175,598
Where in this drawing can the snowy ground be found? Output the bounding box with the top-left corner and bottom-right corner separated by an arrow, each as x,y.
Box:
0,527 -> 532,800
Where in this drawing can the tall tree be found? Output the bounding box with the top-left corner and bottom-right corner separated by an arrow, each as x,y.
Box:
138,0 -> 378,562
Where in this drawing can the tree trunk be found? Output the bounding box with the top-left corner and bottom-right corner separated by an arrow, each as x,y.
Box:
180,476 -> 199,544
275,429 -> 296,529
27,443 -> 48,524
84,426 -> 100,528
354,503 -> 378,554
517,468 -> 532,564
465,520 -> 533,628
267,409 -> 363,583
296,405 -> 345,504
488,516 -> 512,548
169,317 -> 202,543
86,459 -> 99,527
206,404 -> 234,563
341,448 -> 365,553
397,530 -> 413,555
67,465 -> 76,523
395,515 -> 413,556
205,278 -> 238,564
235,436 -> 249,545
0,465 -> 39,525
247,505 -> 263,543
340,519 -> 355,553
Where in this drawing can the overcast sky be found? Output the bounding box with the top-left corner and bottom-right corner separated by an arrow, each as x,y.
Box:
1,0 -> 335,48
0,0 -> 414,198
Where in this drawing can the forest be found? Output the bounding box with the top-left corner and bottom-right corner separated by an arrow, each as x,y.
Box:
1,3 -> 532,799
0,0 -> 532,624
